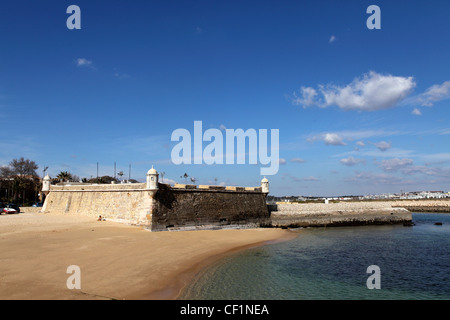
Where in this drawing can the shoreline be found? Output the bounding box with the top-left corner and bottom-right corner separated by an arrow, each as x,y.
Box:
143,232 -> 297,300
0,212 -> 294,300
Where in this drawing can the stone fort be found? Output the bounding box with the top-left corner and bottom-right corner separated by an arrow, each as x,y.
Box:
41,166 -> 271,231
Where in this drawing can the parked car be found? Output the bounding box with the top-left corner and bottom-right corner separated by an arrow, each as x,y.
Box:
9,203 -> 20,213
3,206 -> 18,214
4,203 -> 20,214
32,203 -> 43,207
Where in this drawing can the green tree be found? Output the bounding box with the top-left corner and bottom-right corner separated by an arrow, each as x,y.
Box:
9,157 -> 39,177
0,165 -> 14,178
1,158 -> 40,205
56,171 -> 73,182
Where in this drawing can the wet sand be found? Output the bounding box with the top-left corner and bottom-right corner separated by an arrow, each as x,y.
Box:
0,212 -> 294,300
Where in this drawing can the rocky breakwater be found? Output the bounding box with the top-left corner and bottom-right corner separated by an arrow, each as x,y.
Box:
270,201 -> 412,228
391,200 -> 450,213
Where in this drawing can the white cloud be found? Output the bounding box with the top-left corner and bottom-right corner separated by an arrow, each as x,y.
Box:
362,148 -> 414,159
373,141 -> 391,151
329,35 -> 336,43
291,158 -> 305,163
418,81 -> 450,107
160,178 -> 177,185
307,129 -> 403,147
293,71 -> 416,111
340,156 -> 366,166
282,173 -> 319,183
75,58 -> 93,67
420,152 -> 450,161
293,87 -> 318,107
321,133 -> 346,146
401,165 -> 450,178
412,108 -> 422,116
378,158 -> 413,172
219,124 -> 227,131
278,158 -> 287,165
346,171 -> 414,185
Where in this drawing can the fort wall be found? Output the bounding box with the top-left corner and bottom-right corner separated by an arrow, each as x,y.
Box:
42,183 -> 154,227
152,184 -> 270,231
42,181 -> 270,231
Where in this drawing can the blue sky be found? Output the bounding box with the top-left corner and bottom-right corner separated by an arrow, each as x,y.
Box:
1,0 -> 449,196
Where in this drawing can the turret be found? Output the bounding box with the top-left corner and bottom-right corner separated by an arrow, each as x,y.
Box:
261,176 -> 269,194
146,165 -> 159,190
42,174 -> 51,193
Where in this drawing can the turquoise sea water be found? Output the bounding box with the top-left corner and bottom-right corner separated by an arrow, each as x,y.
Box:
179,213 -> 450,300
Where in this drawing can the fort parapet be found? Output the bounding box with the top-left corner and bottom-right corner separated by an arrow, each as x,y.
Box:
41,167 -> 271,231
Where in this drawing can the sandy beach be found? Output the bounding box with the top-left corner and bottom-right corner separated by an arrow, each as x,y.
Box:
0,210 -> 294,300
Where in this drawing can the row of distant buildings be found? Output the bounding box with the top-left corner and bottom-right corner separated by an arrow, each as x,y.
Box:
359,190 -> 450,200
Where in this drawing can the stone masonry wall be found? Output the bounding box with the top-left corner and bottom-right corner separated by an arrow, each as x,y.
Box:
43,184 -> 154,227
271,202 -> 412,227
42,183 -> 270,231
390,199 -> 450,213
151,184 -> 270,231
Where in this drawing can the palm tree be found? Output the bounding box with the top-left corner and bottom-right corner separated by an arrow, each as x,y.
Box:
56,171 -> 72,183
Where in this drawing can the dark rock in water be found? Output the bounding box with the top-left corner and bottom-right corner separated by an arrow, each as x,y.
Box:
403,221 -> 415,227
434,222 -> 443,226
